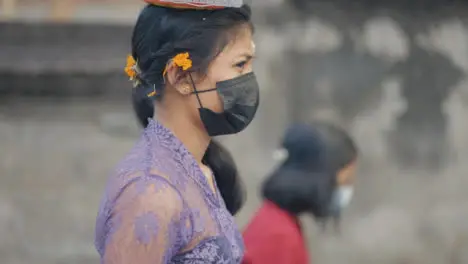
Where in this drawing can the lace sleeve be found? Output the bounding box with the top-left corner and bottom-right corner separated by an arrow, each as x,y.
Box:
103,175 -> 191,264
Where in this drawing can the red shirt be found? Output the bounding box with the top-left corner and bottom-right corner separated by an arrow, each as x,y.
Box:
242,201 -> 309,264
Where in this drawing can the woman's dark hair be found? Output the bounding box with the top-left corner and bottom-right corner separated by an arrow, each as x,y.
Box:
262,122 -> 357,218
202,139 -> 245,215
131,4 -> 251,215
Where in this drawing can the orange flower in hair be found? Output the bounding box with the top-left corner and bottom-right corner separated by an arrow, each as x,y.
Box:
173,52 -> 193,70
147,84 -> 157,97
163,52 -> 193,76
124,54 -> 137,80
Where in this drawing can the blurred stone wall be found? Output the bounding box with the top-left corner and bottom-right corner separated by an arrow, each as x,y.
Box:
2,1 -> 468,263
250,2 -> 468,263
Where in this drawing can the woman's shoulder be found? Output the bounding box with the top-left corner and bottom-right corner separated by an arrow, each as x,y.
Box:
102,140 -> 192,215
251,202 -> 300,227
243,202 -> 303,243
98,133 -> 198,223
112,141 -> 191,188
99,170 -> 185,215
242,203 -> 309,264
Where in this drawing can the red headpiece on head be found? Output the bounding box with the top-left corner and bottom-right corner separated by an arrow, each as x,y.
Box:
144,0 -> 244,9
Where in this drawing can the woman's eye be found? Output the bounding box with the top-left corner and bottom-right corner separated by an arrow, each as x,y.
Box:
235,61 -> 247,68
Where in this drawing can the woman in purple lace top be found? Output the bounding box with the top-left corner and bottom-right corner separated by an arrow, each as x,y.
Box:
94,2 -> 259,263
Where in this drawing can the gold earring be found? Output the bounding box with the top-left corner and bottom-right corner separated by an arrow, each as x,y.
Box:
182,84 -> 192,95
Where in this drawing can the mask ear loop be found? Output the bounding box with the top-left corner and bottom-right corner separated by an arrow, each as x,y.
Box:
188,73 -> 204,108
188,73 -> 218,107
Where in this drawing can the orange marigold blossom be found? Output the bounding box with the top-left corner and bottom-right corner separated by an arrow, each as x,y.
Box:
124,54 -> 137,80
163,52 -> 193,76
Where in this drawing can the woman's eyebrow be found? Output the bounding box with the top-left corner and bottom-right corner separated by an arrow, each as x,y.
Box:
237,54 -> 254,60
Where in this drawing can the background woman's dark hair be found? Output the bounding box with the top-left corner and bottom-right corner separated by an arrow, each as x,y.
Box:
131,4 -> 251,215
262,122 -> 358,218
311,121 -> 357,172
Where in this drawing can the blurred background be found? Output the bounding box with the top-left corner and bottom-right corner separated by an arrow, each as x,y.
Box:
2,0 -> 468,263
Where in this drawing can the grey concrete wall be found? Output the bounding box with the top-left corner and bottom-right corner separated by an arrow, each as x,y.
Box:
0,22 -> 131,98
2,2 -> 468,263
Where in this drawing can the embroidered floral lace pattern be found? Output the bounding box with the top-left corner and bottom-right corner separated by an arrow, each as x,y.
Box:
94,119 -> 244,263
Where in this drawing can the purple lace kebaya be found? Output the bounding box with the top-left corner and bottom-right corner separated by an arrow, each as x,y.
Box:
95,119 -> 244,263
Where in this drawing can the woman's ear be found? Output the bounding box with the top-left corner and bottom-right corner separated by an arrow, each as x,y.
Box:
336,161 -> 356,185
164,63 -> 193,95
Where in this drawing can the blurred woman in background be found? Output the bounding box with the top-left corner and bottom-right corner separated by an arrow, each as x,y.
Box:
242,121 -> 358,264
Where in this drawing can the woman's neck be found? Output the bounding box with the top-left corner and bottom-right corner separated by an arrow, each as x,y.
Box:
154,106 -> 210,163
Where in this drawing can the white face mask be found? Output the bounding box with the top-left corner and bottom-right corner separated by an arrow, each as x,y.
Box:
331,186 -> 354,212
336,186 -> 354,208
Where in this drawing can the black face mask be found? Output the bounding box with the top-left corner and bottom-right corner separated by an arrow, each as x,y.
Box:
190,72 -> 260,137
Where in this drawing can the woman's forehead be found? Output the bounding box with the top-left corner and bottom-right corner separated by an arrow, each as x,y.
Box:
220,30 -> 255,58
